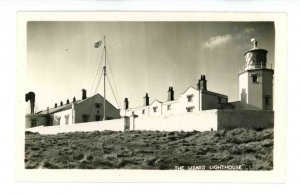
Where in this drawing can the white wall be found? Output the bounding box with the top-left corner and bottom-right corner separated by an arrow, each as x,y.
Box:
26,109 -> 274,134
27,118 -> 125,135
239,71 -> 249,104
177,87 -> 200,113
149,100 -> 163,116
133,110 -> 218,131
25,114 -> 48,128
52,109 -> 72,126
239,69 -> 273,110
162,101 -> 179,116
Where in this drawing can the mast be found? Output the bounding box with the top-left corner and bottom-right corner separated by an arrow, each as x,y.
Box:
103,36 -> 106,121
92,35 -> 120,120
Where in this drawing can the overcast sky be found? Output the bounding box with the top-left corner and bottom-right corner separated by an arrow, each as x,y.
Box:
27,21 -> 274,111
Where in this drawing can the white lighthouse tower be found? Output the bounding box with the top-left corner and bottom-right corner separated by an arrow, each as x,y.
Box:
238,38 -> 273,110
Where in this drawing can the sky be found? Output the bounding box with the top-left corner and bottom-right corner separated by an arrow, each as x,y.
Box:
27,21 -> 274,111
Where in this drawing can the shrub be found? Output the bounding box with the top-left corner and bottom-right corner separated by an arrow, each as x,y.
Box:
43,161 -> 59,169
30,147 -> 40,151
73,153 -> 84,160
25,131 -> 39,135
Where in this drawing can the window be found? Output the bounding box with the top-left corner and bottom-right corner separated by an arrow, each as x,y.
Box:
218,97 -> 221,104
142,109 -> 145,114
95,103 -> 102,109
186,106 -> 195,112
95,115 -> 102,121
65,115 -> 69,125
56,116 -> 61,125
187,94 -> 194,102
153,106 -> 158,113
167,105 -> 171,110
251,74 -> 259,83
265,96 -> 271,105
82,114 -> 89,122
31,119 -> 37,127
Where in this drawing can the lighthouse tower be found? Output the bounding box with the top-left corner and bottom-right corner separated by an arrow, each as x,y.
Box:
238,39 -> 273,110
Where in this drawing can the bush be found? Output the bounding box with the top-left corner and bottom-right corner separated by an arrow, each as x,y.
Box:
73,153 -> 84,160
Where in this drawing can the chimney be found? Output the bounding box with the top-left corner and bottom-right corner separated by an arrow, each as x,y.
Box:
73,97 -> 76,102
82,89 -> 87,100
143,93 -> 149,106
25,91 -> 35,114
60,101 -> 63,106
167,87 -> 174,101
66,99 -> 70,104
55,103 -> 57,108
124,98 -> 129,110
197,75 -> 207,91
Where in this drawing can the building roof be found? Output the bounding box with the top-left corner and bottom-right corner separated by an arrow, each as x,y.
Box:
149,99 -> 163,106
37,103 -> 73,114
201,90 -> 228,98
127,84 -> 228,111
37,93 -> 119,115
179,86 -> 198,95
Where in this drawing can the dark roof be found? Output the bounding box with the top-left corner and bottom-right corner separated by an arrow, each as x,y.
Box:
244,48 -> 268,56
201,90 -> 228,98
37,103 -> 73,114
37,93 -> 119,115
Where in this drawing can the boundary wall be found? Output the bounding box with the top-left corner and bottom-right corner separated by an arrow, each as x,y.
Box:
217,110 -> 274,129
27,118 -> 124,135
26,110 -> 274,134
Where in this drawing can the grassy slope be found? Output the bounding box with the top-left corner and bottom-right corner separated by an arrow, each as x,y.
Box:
25,128 -> 273,170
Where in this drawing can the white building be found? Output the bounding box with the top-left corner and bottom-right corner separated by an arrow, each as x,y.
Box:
122,76 -> 231,118
25,89 -> 120,128
25,39 -> 274,131
122,39 -> 273,117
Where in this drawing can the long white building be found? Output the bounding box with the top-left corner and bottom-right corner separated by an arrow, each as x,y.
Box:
122,39 -> 273,117
121,76 -> 231,118
25,89 -> 120,128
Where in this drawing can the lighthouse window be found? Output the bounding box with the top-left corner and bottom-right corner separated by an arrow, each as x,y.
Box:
265,96 -> 271,105
251,74 -> 258,83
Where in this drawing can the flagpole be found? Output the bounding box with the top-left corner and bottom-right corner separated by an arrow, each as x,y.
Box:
103,36 -> 106,121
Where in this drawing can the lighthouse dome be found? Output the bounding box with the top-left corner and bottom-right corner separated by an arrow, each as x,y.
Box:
244,39 -> 268,70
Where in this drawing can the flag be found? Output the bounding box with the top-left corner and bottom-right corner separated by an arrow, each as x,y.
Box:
250,38 -> 256,42
94,40 -> 102,48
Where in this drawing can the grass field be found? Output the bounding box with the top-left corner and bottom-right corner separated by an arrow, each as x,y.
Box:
25,128 -> 273,170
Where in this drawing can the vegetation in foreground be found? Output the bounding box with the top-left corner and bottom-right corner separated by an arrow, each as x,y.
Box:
25,128 -> 273,170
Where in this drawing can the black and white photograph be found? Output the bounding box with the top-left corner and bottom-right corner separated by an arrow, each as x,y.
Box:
16,12 -> 287,182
